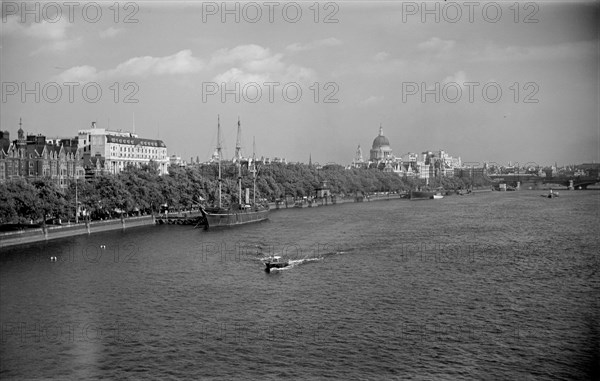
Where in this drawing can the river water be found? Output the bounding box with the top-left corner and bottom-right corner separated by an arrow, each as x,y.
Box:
1,191 -> 599,380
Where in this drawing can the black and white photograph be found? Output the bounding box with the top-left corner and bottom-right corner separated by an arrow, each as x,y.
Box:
1,1 -> 599,379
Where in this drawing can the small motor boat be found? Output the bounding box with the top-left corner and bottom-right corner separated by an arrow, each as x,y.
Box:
264,256 -> 289,273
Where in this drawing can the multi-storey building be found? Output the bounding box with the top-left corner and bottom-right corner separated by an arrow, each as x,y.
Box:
169,155 -> 187,168
349,125 -> 465,179
0,120 -> 84,188
1,119 -> 169,184
78,122 -> 169,175
370,125 -> 394,162
349,125 -> 403,173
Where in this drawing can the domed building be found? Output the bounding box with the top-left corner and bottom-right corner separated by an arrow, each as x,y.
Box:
348,123 -> 463,179
348,124 -> 403,173
370,124 -> 393,161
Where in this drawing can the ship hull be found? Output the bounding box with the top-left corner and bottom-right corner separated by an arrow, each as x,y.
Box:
200,208 -> 269,229
409,191 -> 435,200
264,262 -> 289,273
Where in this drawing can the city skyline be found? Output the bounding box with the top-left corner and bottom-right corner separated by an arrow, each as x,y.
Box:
2,2 -> 598,166
3,119 -> 593,169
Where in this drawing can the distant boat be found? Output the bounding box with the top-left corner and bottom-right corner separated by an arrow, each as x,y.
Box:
410,188 -> 446,200
198,117 -> 269,230
264,255 -> 289,273
409,190 -> 435,200
541,190 -> 559,198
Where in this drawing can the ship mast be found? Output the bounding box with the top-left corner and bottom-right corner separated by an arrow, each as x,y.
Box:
252,136 -> 256,205
236,117 -> 242,206
217,115 -> 222,208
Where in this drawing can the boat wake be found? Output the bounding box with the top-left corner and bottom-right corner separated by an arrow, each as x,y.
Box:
258,256 -> 323,271
257,246 -> 354,271
334,248 -> 355,255
289,257 -> 322,266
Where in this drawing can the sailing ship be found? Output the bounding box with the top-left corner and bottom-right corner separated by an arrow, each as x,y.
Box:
198,117 -> 270,230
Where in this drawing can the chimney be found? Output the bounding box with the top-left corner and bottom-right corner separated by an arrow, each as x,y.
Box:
92,122 -> 97,129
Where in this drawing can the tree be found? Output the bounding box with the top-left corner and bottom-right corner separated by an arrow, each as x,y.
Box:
32,179 -> 67,222
0,183 -> 17,224
94,176 -> 133,217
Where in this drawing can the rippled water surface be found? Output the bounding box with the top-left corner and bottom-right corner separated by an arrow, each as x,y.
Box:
1,191 -> 599,380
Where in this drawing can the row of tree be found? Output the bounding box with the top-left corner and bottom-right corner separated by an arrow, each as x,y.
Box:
0,162 -> 490,224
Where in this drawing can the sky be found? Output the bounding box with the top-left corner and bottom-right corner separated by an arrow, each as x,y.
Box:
1,1 -> 598,167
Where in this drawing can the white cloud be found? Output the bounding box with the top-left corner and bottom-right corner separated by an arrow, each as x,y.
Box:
56,44 -> 316,85
359,95 -> 384,106
373,51 -> 389,62
212,44 -> 316,85
99,27 -> 122,39
57,49 -> 204,81
2,15 -> 79,55
2,16 -> 70,40
425,70 -> 467,91
210,44 -> 273,67
282,65 -> 316,84
214,68 -> 270,85
442,70 -> 467,85
27,20 -> 70,40
418,37 -> 456,55
0,16 -> 22,37
285,38 -> 342,53
108,49 -> 204,77
56,65 -> 99,82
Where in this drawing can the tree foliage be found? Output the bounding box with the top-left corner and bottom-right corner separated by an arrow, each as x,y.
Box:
0,162 -> 488,224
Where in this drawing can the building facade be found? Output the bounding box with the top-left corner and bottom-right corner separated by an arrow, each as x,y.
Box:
370,125 -> 394,162
350,125 -> 463,179
78,122 -> 169,175
0,121 -> 84,188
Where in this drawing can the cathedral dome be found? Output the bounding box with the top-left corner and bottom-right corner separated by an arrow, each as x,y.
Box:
372,125 -> 390,149
372,135 -> 390,149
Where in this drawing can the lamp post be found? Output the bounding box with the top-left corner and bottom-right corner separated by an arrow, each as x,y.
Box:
75,174 -> 78,224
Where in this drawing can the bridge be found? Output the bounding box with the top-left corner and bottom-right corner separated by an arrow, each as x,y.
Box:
488,174 -> 600,189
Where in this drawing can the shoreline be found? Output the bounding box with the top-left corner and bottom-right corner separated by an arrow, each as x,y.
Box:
268,193 -> 404,209
0,195 -> 403,249
5,186 -> 584,249
0,215 -> 156,249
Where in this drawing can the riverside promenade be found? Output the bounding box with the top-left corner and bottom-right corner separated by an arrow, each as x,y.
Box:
270,193 -> 403,209
0,215 -> 156,249
1,193 -> 413,249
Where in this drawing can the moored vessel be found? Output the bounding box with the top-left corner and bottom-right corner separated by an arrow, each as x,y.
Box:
199,117 -> 269,230
409,190 -> 435,200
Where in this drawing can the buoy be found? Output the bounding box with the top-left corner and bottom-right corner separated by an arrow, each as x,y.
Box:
100,245 -> 106,249
50,256 -> 57,262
